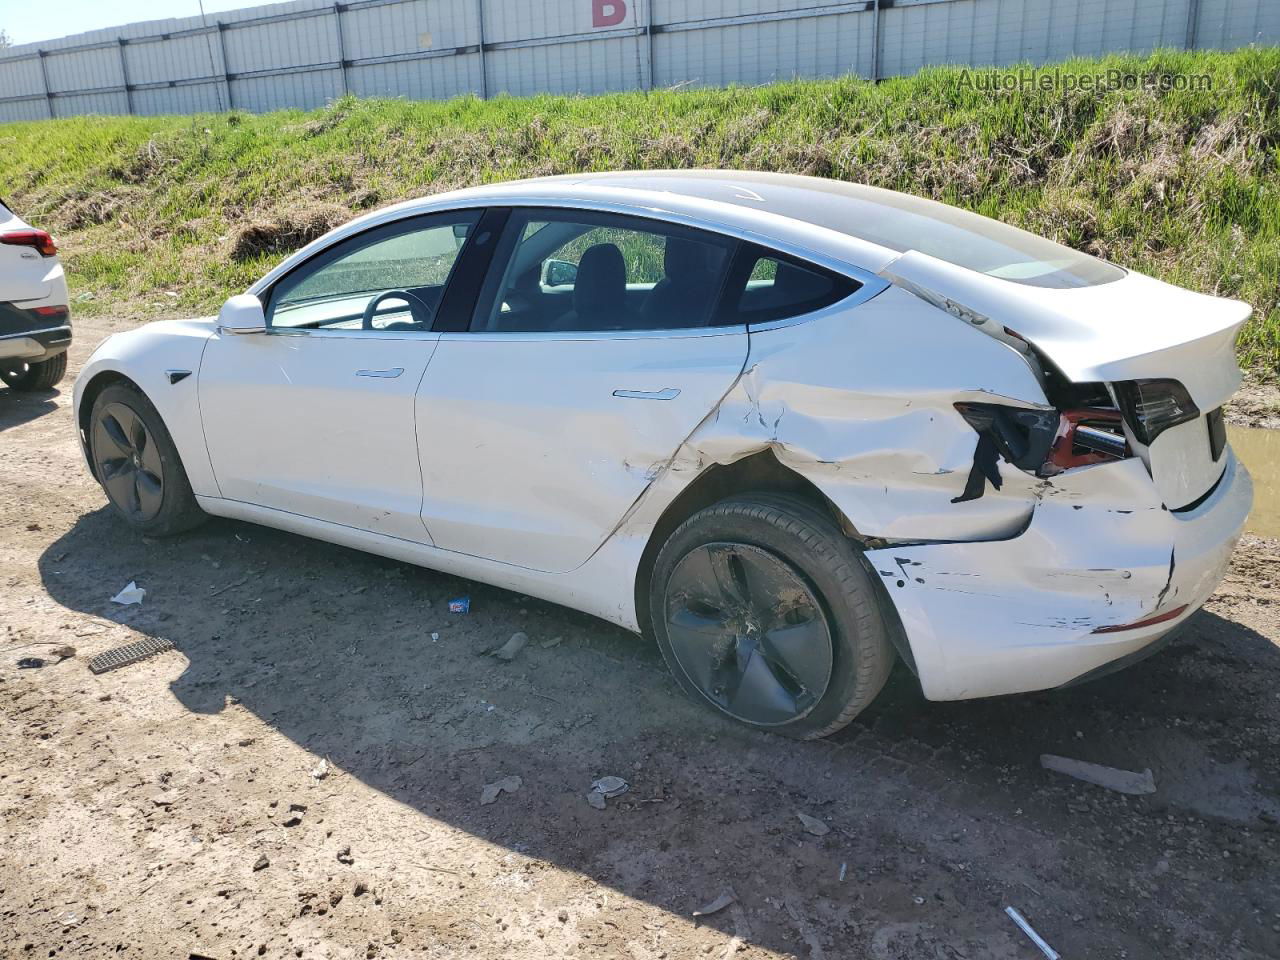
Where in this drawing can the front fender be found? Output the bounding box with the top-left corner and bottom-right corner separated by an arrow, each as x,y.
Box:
74,318 -> 219,497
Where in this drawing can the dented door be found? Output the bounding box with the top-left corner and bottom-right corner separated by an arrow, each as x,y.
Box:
416,328 -> 748,573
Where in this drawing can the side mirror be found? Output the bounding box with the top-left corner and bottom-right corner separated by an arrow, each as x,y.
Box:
542,259 -> 578,288
218,294 -> 266,334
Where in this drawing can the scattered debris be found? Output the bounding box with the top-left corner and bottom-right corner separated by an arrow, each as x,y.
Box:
210,572 -> 254,597
336,846 -> 355,865
491,632 -> 528,662
17,657 -> 45,669
448,596 -> 471,614
586,775 -> 629,809
151,794 -> 175,807
111,581 -> 146,605
50,645 -> 76,660
282,804 -> 306,827
838,862 -> 847,882
353,881 -> 368,897
693,890 -> 737,917
1005,906 -> 1059,960
310,759 -> 330,780
796,812 -> 830,836
430,632 -> 440,642
87,636 -> 175,675
593,776 -> 629,797
541,636 -> 563,649
1040,754 -> 1156,795
480,775 -> 522,805
252,855 -> 270,872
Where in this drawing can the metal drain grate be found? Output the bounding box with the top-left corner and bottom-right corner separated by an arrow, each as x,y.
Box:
88,636 -> 175,675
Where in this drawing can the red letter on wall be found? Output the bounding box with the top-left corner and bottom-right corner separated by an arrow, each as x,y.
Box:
592,0 -> 627,28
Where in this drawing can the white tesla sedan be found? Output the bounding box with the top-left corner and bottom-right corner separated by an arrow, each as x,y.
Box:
74,171 -> 1253,738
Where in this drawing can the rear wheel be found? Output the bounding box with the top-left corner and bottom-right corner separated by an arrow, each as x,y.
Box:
649,494 -> 895,739
89,382 -> 206,536
1,352 -> 67,391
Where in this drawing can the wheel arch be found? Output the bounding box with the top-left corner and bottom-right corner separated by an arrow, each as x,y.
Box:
633,449 -> 864,639
77,369 -> 139,480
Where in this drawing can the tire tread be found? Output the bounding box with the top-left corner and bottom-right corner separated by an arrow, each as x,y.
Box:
653,492 -> 894,739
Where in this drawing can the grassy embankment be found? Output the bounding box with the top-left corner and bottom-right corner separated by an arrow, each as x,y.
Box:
0,48 -> 1277,373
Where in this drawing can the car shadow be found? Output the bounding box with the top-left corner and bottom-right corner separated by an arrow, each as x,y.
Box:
0,384 -> 60,432
34,508 -> 1280,957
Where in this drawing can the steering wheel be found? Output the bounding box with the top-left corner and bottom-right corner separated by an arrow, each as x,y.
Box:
362,289 -> 432,330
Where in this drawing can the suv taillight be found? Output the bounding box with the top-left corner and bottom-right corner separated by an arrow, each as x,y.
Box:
1,229 -> 58,257
1112,379 -> 1199,445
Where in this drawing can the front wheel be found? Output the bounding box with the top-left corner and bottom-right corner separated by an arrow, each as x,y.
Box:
649,494 -> 895,739
1,352 -> 67,391
89,382 -> 206,536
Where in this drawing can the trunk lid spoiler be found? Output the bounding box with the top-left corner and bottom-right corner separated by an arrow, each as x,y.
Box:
882,251 -> 1249,411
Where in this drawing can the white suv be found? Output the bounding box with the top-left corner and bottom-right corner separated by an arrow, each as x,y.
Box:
0,196 -> 71,391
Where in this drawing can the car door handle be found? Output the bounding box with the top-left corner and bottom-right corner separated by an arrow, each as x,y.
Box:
356,368 -> 404,379
612,388 -> 680,401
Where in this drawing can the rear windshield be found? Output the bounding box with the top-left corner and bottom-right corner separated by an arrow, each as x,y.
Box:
830,186 -> 1125,289
661,174 -> 1126,290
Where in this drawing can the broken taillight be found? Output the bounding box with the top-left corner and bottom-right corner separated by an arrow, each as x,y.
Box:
1112,379 -> 1199,446
953,402 -> 1059,472
1047,408 -> 1130,470
1,228 -> 58,257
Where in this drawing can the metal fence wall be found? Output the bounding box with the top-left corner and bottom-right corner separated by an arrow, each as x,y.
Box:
0,0 -> 1276,122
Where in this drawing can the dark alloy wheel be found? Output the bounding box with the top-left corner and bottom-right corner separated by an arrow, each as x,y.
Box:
93,401 -> 167,522
664,542 -> 834,726
650,494 -> 896,739
89,382 -> 206,536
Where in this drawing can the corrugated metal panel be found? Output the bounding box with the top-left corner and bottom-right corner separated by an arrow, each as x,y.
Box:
0,56 -> 47,99
343,0 -> 477,59
125,34 -> 226,85
483,0 -> 624,44
0,0 -> 1276,121
656,10 -> 873,87
225,13 -> 338,74
0,99 -> 52,124
880,0 -> 1196,76
133,83 -> 228,117
487,35 -> 645,96
349,55 -> 484,101
44,45 -> 124,94
230,68 -> 344,112
52,91 -> 130,117
1195,0 -> 1280,49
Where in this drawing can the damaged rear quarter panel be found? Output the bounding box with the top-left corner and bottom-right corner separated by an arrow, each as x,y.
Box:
681,285 -> 1054,543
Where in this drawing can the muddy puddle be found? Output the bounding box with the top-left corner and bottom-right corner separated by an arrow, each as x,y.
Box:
1229,425 -> 1280,538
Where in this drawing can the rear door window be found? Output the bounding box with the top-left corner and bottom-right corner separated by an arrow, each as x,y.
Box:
720,245 -> 860,326
471,209 -> 738,333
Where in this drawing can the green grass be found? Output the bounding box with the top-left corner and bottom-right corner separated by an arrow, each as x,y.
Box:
1,48 -> 1278,376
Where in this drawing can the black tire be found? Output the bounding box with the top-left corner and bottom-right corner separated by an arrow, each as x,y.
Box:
649,493 -> 895,739
89,381 -> 206,537
1,351 -> 67,391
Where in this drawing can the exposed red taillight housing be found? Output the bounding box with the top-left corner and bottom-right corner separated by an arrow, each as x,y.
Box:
1,229 -> 58,257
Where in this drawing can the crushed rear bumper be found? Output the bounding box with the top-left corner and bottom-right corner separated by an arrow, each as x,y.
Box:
865,450 -> 1252,701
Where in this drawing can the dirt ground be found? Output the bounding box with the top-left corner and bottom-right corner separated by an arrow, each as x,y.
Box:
3,314 -> 1279,960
